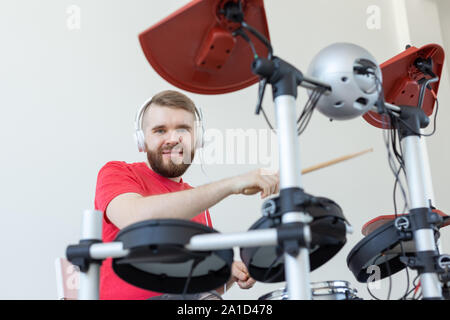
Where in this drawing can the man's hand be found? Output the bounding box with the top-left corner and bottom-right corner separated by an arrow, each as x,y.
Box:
229,169 -> 279,199
231,261 -> 256,290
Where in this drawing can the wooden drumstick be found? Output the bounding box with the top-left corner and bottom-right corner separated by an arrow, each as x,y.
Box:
302,148 -> 373,174
243,148 -> 373,195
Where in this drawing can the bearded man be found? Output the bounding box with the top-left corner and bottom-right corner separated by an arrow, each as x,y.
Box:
95,90 -> 279,300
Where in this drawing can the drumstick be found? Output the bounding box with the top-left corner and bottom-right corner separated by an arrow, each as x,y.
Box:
302,148 -> 373,174
243,148 -> 373,195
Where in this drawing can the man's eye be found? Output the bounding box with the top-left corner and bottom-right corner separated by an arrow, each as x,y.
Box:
177,128 -> 188,133
155,129 -> 165,134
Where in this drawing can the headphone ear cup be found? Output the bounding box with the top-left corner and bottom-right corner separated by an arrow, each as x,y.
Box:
195,122 -> 204,150
134,130 -> 146,152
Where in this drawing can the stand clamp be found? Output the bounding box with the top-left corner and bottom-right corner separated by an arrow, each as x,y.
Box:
395,211 -> 444,275
396,211 -> 450,299
66,239 -> 102,273
261,188 -> 326,219
394,209 -> 444,234
438,255 -> 450,283
277,222 -> 310,257
397,105 -> 430,139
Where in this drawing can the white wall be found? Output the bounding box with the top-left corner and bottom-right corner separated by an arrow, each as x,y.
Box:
0,0 -> 449,300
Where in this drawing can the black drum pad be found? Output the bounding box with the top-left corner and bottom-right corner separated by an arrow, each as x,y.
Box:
240,197 -> 348,283
112,219 -> 233,294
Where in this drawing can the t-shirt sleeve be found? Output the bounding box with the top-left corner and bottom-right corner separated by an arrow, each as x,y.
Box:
94,161 -> 144,224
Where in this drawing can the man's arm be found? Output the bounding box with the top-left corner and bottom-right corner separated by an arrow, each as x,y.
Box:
107,169 -> 279,229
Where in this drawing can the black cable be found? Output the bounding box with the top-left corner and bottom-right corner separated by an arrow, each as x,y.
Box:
413,283 -> 423,300
423,97 -> 439,137
387,124 -> 411,301
301,89 -> 320,120
417,76 -> 439,109
260,106 -> 275,132
262,251 -> 284,283
383,119 -> 409,213
232,27 -> 258,59
391,163 -> 411,301
389,122 -> 411,301
385,257 -> 393,300
297,88 -> 325,136
370,70 -> 414,300
391,161 -> 411,300
233,25 -> 275,132
297,101 -> 315,135
396,97 -> 439,137
257,75 -> 326,136
296,90 -> 316,125
355,69 -> 412,300
393,86 -> 439,300
241,21 -> 273,60
231,20 -> 277,134
181,258 -> 201,299
390,121 -> 409,214
236,19 -> 326,138
366,254 -> 383,300
404,274 -> 421,299
255,78 -> 276,132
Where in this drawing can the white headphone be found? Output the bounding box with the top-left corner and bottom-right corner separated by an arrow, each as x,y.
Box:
134,97 -> 205,152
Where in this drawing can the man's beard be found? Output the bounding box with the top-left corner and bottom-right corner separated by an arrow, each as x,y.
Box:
147,144 -> 195,178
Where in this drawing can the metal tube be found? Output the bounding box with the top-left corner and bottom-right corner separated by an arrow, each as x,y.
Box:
415,229 -> 438,252
186,229 -> 278,251
78,210 -> 103,300
417,128 -> 442,253
90,242 -> 129,259
79,267 -> 100,300
275,95 -> 303,188
285,248 -> 311,299
402,136 -> 431,208
401,136 -> 442,299
420,273 -> 443,298
418,131 -> 436,204
274,95 -> 312,300
300,75 -> 332,92
81,209 -> 102,240
384,102 -> 402,112
370,104 -> 401,116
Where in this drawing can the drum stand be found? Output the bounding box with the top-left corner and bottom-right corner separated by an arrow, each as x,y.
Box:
189,56 -> 336,300
375,101 -> 450,299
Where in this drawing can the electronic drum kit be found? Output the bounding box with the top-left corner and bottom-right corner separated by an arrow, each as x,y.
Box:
66,0 -> 450,300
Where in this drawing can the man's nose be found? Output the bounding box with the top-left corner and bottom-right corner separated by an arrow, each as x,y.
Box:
166,130 -> 183,144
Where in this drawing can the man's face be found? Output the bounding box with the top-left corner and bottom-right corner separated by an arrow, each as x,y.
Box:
143,105 -> 196,178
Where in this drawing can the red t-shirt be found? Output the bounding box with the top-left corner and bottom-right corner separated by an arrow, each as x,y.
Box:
94,161 -> 212,300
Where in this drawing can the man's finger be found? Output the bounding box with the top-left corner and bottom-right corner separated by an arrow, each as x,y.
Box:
262,175 -> 278,194
233,268 -> 249,281
237,277 -> 255,289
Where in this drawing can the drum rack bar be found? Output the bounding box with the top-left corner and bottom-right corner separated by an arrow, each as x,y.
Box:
274,94 -> 312,300
186,229 -> 278,251
78,209 -> 102,300
90,242 -> 130,259
71,210 -> 131,300
401,133 -> 442,298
